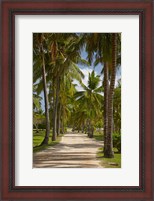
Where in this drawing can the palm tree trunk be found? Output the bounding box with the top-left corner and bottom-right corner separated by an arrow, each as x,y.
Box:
61,111 -> 65,134
57,103 -> 61,136
82,123 -> 85,133
88,119 -> 93,138
87,119 -> 90,137
52,78 -> 56,141
104,33 -> 117,158
52,77 -> 60,141
103,62 -> 109,153
41,45 -> 50,145
90,126 -> 94,138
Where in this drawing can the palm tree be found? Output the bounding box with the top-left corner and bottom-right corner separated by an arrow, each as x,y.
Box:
104,33 -> 118,158
75,70 -> 103,137
103,62 -> 109,154
33,33 -> 121,156
33,85 -> 43,133
84,33 -> 112,154
33,85 -> 42,112
113,79 -> 121,133
33,33 -> 50,145
88,33 -> 121,158
48,33 -> 86,141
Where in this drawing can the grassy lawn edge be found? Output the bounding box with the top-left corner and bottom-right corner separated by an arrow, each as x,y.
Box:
33,130 -> 63,153
97,147 -> 121,168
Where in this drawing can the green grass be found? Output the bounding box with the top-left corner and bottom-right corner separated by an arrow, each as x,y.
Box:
93,130 -> 104,141
97,148 -> 121,168
93,131 -> 121,168
33,129 -> 63,153
33,129 -> 121,168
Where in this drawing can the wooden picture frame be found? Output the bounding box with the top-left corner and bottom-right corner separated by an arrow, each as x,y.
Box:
1,0 -> 153,200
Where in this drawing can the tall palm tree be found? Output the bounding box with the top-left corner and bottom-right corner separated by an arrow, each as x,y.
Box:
104,33 -> 118,158
85,33 -> 112,154
103,62 -> 109,154
48,33 -> 86,141
75,70 -> 103,137
33,33 -> 50,145
91,33 -> 121,158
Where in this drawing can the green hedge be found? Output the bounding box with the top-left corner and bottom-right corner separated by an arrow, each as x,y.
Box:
113,132 -> 121,153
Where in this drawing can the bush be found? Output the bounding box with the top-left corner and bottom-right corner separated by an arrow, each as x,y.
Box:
38,124 -> 46,129
113,132 -> 121,153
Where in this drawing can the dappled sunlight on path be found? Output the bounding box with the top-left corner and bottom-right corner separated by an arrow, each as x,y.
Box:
33,132 -> 103,168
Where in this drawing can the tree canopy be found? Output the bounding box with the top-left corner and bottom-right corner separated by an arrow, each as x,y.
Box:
33,33 -> 121,158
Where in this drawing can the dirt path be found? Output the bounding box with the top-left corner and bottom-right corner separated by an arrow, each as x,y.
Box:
33,132 -> 103,168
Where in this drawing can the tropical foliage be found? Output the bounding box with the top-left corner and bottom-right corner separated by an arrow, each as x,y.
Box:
33,33 -> 121,158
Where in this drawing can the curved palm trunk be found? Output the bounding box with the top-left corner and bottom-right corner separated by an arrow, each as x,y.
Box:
41,46 -> 50,145
103,62 -> 109,153
104,33 -> 117,158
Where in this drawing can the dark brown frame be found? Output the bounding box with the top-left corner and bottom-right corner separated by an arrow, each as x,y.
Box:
1,0 -> 153,200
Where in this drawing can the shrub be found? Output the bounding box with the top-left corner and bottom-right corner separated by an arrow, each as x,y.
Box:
38,124 -> 46,129
113,132 -> 121,153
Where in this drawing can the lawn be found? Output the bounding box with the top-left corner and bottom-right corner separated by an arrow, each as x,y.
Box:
93,130 -> 104,141
94,131 -> 121,168
33,129 -> 121,168
33,129 -> 63,152
97,147 -> 121,168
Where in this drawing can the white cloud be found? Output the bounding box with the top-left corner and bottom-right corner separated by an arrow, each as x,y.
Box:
73,68 -> 103,92
81,68 -> 93,86
72,68 -> 92,92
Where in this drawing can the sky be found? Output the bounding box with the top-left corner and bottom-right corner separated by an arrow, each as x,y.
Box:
73,48 -> 121,92
72,49 -> 103,91
39,48 -> 121,111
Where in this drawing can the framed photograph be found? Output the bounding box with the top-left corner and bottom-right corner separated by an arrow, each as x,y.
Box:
1,0 -> 153,200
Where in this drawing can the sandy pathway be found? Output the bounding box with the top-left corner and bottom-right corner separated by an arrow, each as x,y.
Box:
33,132 -> 103,168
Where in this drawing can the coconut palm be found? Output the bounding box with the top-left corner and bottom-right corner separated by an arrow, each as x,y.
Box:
48,34 -> 86,141
90,33 -> 121,158
113,80 -> 121,133
33,33 -> 121,158
75,70 -> 103,137
84,33 -> 112,155
93,34 -> 113,156
104,33 -> 118,158
33,33 -> 50,145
